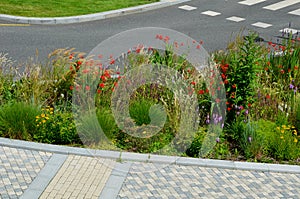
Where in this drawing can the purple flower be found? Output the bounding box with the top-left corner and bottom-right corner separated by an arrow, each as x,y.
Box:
245,109 -> 249,115
294,87 -> 298,94
236,111 -> 240,116
248,136 -> 252,143
216,137 -> 220,143
289,84 -> 294,89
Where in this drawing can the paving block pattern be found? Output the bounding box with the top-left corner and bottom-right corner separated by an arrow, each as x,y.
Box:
117,162 -> 300,199
0,146 -> 52,199
39,155 -> 115,199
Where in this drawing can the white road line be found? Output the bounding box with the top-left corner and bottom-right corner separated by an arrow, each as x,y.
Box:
178,5 -> 197,11
201,10 -> 221,16
226,16 -> 246,22
238,0 -> 267,6
289,8 -> 300,15
263,0 -> 300,11
252,22 -> 272,28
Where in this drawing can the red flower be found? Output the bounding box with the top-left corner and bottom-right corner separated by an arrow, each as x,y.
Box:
164,36 -> 170,42
99,83 -> 105,88
266,94 -> 271,99
196,45 -> 201,49
110,59 -> 115,65
191,81 -> 196,85
199,40 -> 204,45
198,90 -> 205,94
232,84 -> 236,89
70,86 -> 74,90
97,89 -> 101,94
101,76 -> 106,82
227,107 -> 232,111
215,98 -> 220,103
205,89 -> 209,93
224,79 -> 229,84
280,69 -> 285,74
77,61 -> 82,66
248,103 -> 251,107
69,54 -> 73,60
294,66 -> 299,70
85,86 -> 90,91
221,73 -> 226,80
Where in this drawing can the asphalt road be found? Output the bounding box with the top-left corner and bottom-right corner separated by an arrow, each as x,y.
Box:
0,0 -> 300,64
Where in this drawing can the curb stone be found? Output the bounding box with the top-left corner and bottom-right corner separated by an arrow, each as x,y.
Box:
0,0 -> 191,25
0,137 -> 300,174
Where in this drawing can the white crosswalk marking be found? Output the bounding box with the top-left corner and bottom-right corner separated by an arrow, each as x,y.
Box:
178,5 -> 197,11
239,0 -> 267,6
289,8 -> 300,15
201,10 -> 221,16
252,22 -> 272,28
226,16 -> 246,22
263,0 -> 300,11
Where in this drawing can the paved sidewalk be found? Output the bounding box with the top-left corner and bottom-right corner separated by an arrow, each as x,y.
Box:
0,137 -> 300,199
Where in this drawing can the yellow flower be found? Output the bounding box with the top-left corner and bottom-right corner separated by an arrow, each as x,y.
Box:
292,126 -> 295,128
45,117 -> 49,120
41,113 -> 45,118
35,119 -> 39,122
281,130 -> 285,133
280,136 -> 284,139
50,108 -> 54,111
282,125 -> 286,128
293,130 -> 297,135
36,116 -> 39,119
50,112 -> 53,115
36,124 -> 39,127
42,120 -> 46,123
294,138 -> 298,143
276,127 -> 280,130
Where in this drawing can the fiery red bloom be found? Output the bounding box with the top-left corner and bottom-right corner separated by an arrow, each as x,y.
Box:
77,61 -> 82,66
205,89 -> 209,93
99,83 -> 105,88
110,59 -> 115,65
101,76 -> 106,82
224,79 -> 229,84
196,45 -> 201,49
70,86 -> 74,90
191,81 -> 196,85
232,84 -> 236,89
198,90 -> 205,94
248,103 -> 251,107
266,94 -> 271,99
97,89 -> 101,94
227,107 -> 232,111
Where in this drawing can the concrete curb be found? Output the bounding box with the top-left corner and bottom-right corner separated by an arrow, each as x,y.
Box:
0,0 -> 191,25
1,137 -> 300,174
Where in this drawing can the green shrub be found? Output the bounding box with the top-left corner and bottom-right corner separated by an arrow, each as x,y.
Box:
34,107 -> 80,145
0,102 -> 41,140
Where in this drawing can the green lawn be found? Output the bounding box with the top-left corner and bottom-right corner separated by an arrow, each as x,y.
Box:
0,0 -> 159,17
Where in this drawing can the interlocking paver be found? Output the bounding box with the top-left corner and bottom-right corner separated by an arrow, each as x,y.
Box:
39,155 -> 115,199
117,162 -> 300,199
0,146 -> 52,199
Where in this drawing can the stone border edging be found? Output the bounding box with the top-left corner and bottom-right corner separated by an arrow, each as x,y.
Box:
0,0 -> 191,25
20,154 -> 67,199
0,137 -> 300,174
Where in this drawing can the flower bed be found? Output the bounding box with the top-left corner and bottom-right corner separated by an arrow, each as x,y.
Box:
0,32 -> 299,164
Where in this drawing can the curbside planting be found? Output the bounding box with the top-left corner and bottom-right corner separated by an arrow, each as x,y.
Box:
0,0 -> 190,25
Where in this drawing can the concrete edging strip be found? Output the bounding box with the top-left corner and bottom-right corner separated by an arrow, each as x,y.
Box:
0,0 -> 191,25
19,153 -> 67,199
1,137 -> 300,174
99,162 -> 132,199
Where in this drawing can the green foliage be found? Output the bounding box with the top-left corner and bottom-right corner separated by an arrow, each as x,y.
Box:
34,107 -> 80,145
0,102 -> 41,140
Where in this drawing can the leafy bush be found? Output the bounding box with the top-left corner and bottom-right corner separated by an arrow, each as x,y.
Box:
34,107 -> 80,145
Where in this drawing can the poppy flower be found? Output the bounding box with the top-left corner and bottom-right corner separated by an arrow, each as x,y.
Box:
266,94 -> 271,99
198,90 -> 205,94
70,86 -> 74,90
99,83 -> 105,88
